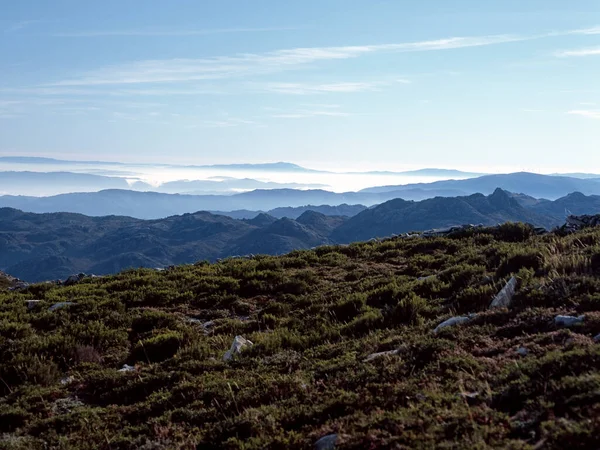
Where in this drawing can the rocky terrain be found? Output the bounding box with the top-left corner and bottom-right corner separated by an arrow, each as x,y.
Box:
1,220 -> 600,448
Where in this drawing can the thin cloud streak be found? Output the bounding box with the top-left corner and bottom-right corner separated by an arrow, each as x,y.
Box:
52,26 -> 301,37
47,29 -> 577,87
567,110 -> 600,119
555,46 -> 600,57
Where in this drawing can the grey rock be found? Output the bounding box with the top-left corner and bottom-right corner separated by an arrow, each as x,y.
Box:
434,314 -> 477,334
593,334 -> 600,343
418,275 -> 436,281
516,347 -> 528,356
490,277 -> 517,309
63,273 -> 86,286
48,302 -> 75,312
364,349 -> 399,362
560,214 -> 600,234
51,396 -> 84,415
223,335 -> 253,362
118,364 -> 135,372
315,434 -> 338,450
25,300 -> 42,310
554,315 -> 585,327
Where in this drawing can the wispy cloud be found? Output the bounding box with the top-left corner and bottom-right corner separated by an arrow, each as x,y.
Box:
555,46 -> 600,57
47,31 -> 563,87
261,81 -> 390,95
567,110 -> 600,120
4,20 -> 43,33
51,26 -> 300,37
271,109 -> 351,119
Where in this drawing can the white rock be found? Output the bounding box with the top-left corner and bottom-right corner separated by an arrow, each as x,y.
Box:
554,315 -> 585,327
490,277 -> 517,309
48,302 -> 75,312
315,434 -> 337,450
364,349 -> 399,362
223,336 -> 253,362
118,364 -> 135,372
433,314 -> 476,334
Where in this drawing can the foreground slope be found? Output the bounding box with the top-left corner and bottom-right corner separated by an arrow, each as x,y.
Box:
1,223 -> 600,449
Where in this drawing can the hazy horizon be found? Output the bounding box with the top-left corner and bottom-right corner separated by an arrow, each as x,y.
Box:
2,0 -> 600,172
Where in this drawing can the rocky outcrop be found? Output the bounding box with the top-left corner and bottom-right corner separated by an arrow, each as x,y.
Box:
223,336 -> 253,361
559,215 -> 600,234
490,277 -> 517,309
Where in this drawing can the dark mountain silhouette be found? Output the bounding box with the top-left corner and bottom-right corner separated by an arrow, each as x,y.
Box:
3,188 -> 600,282
331,189 -> 552,243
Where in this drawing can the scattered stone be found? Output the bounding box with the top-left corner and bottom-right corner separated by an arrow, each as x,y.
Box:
490,277 -> 517,309
560,214 -> 600,234
418,275 -> 436,281
63,273 -> 86,286
422,224 -> 482,238
223,335 -> 253,362
315,434 -> 337,450
459,391 -> 480,399
187,317 -> 202,324
48,302 -> 75,312
51,396 -> 84,415
554,315 -> 585,328
118,364 -> 135,373
364,349 -> 399,362
433,314 -> 477,334
516,347 -> 528,357
25,300 -> 42,310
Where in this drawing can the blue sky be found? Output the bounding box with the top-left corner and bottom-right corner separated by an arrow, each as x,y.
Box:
1,0 -> 599,172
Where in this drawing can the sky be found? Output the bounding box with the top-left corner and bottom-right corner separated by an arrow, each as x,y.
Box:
0,0 -> 599,172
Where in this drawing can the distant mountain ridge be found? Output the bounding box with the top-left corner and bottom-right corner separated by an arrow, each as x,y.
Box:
3,172 -> 600,218
2,188 -> 600,282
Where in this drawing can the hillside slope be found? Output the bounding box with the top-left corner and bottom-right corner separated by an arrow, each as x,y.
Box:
1,223 -> 599,448
332,188 -> 552,242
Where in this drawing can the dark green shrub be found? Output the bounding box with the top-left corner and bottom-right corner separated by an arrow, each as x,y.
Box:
131,332 -> 182,363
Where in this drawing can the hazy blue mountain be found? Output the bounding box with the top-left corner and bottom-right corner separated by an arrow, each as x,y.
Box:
211,204 -> 367,220
0,189 -> 388,218
4,189 -> 600,282
360,172 -> 600,199
527,192 -> 600,220
357,168 -> 485,177
0,171 -> 131,196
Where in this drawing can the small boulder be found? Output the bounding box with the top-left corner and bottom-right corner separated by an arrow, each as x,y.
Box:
593,334 -> 600,343
25,300 -> 42,310
118,364 -> 135,373
554,315 -> 585,328
516,347 -> 528,357
490,277 -> 517,309
364,349 -> 399,362
434,314 -> 476,334
315,434 -> 337,450
223,336 -> 253,362
48,302 -> 75,312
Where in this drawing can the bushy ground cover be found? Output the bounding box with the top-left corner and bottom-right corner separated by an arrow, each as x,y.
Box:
1,223 -> 600,449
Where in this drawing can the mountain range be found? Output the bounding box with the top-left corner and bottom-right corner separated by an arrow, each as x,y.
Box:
3,172 -> 600,219
2,188 -> 600,282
